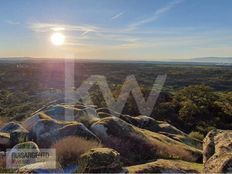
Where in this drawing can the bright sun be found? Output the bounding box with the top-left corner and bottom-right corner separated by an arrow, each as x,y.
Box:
50,32 -> 65,46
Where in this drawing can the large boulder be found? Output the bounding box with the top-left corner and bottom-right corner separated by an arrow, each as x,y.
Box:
203,129 -> 232,162
0,122 -> 28,147
96,108 -> 186,136
91,117 -> 202,164
9,141 -> 39,152
204,152 -> 232,173
77,148 -> 122,173
23,104 -> 99,129
119,115 -> 202,148
203,129 -> 232,173
126,159 -> 203,173
31,119 -> 99,147
22,112 -> 53,131
6,141 -> 40,166
0,122 -> 23,133
96,112 -> 202,149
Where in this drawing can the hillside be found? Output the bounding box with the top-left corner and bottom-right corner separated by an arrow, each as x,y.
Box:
0,102 -> 231,173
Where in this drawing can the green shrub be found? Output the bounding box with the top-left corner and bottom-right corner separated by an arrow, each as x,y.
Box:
189,131 -> 204,141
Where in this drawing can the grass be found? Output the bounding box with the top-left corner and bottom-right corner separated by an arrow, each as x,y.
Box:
0,118 -> 8,128
189,131 -> 205,141
140,128 -> 203,163
51,136 -> 102,167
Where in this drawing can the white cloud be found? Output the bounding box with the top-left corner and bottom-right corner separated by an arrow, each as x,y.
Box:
111,12 -> 125,20
6,20 -> 20,25
129,0 -> 184,29
29,22 -> 98,35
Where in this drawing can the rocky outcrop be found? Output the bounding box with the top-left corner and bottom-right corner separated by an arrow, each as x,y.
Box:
4,103 -> 227,173
30,119 -> 99,147
0,122 -> 28,148
23,104 -> 99,129
126,159 -> 203,173
91,117 -> 202,164
22,112 -> 53,131
96,111 -> 202,148
204,152 -> 232,173
120,115 -> 202,148
77,148 -> 122,173
203,129 -> 232,173
0,122 -> 24,133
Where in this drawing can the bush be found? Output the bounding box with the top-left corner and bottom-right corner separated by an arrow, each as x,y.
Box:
189,131 -> 204,141
51,136 -> 102,167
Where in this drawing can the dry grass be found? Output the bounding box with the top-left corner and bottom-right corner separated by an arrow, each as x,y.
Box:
52,136 -> 102,167
0,118 -> 8,128
0,154 -> 5,169
103,135 -> 157,165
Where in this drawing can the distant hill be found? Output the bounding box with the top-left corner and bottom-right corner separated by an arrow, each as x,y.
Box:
0,57 -> 32,63
181,57 -> 232,64
0,57 -> 232,65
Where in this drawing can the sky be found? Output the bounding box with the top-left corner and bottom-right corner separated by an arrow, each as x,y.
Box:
0,0 -> 232,60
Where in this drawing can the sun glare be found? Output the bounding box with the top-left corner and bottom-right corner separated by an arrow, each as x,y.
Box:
50,32 -> 65,46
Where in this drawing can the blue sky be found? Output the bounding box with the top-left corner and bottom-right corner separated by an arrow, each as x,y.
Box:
0,0 -> 232,60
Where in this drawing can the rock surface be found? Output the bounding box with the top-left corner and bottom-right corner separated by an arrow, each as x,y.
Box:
0,122 -> 29,148
6,141 -> 40,166
23,104 -> 99,129
126,159 -> 203,173
77,148 -> 122,173
0,122 -> 24,133
96,110 -> 202,148
204,152 -> 232,173
6,103 -> 230,173
203,129 -> 232,173
31,119 -> 99,147
91,117 -> 202,164
119,114 -> 202,148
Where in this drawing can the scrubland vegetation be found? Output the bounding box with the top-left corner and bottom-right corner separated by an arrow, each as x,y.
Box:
0,60 -> 231,136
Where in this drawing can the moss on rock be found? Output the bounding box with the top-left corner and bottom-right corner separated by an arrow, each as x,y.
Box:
77,148 -> 122,173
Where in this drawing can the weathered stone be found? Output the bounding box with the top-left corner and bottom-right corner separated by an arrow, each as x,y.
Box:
31,119 -> 99,147
6,141 -> 40,166
0,122 -> 24,133
77,148 -> 122,173
203,129 -> 232,173
97,114 -> 202,149
91,117 -> 202,164
204,153 -> 232,173
22,112 -> 53,131
0,122 -> 29,146
10,129 -> 29,146
23,104 -> 99,129
97,112 -> 112,118
126,159 -> 203,173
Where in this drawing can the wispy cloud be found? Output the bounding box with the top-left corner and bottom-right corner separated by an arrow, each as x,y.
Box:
6,20 -> 20,25
129,0 -> 184,29
111,11 -> 125,20
29,22 -> 98,35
